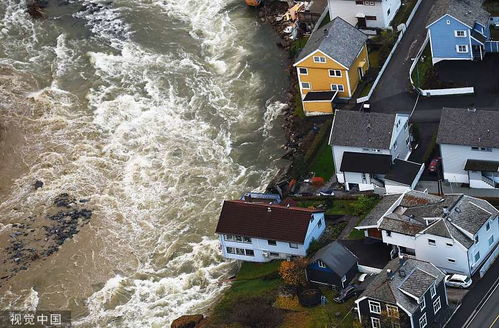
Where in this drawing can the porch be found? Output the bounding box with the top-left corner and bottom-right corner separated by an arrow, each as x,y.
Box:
465,159 -> 499,189
302,90 -> 338,115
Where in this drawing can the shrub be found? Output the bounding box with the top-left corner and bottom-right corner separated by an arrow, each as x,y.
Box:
278,258 -> 309,287
228,297 -> 284,328
350,195 -> 379,217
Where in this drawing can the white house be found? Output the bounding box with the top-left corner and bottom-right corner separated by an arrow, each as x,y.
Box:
215,200 -> 325,262
437,108 -> 499,189
328,0 -> 401,29
329,110 -> 424,194
356,190 -> 499,276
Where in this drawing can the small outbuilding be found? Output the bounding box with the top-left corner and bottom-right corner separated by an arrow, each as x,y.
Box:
306,241 -> 358,288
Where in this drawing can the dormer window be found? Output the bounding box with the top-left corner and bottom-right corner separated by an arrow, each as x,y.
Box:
313,56 -> 326,63
318,260 -> 326,268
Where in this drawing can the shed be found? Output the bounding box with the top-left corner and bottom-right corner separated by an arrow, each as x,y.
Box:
306,241 -> 358,288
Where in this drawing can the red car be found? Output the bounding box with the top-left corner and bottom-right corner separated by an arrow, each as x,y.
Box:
428,156 -> 442,173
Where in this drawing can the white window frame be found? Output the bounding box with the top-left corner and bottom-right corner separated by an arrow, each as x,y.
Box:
301,82 -> 311,89
226,247 -> 235,254
267,240 -> 277,246
433,297 -> 441,314
430,284 -> 436,298
289,242 -> 299,249
448,258 -> 456,263
386,305 -> 399,318
428,239 -> 436,246
331,84 -> 344,92
486,222 -> 490,231
328,69 -> 342,77
475,251 -> 480,262
456,45 -> 468,53
369,300 -> 381,314
313,56 -> 326,63
317,260 -> 326,268
419,313 -> 427,328
371,317 -> 381,328
489,235 -> 494,246
475,235 -> 479,243
454,30 -> 467,37
446,20 -> 451,24
420,297 -> 426,311
299,67 -> 308,75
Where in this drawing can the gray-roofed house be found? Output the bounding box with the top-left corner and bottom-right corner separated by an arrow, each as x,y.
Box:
355,190 -> 499,276
329,110 -> 424,194
328,0 -> 401,30
293,17 -> 369,115
437,108 -> 499,189
426,0 -> 498,64
306,241 -> 358,288
355,256 -> 449,328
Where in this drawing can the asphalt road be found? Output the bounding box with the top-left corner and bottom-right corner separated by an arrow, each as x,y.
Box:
446,261 -> 499,327
466,282 -> 499,328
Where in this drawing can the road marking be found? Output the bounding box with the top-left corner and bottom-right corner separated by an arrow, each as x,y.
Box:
489,315 -> 499,328
463,276 -> 499,328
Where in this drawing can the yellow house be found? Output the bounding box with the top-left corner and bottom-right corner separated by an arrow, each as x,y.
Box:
294,17 -> 369,115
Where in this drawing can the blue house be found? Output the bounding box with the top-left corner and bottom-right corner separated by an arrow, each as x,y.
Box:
426,0 -> 499,64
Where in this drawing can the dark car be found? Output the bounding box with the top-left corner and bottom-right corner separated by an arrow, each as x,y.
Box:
333,285 -> 361,303
428,156 -> 442,173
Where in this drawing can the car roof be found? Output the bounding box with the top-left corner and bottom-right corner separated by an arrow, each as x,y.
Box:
448,274 -> 468,280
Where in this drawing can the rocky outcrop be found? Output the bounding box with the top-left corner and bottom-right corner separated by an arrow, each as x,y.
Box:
171,314 -> 205,328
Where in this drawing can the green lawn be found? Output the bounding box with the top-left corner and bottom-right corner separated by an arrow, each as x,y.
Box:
368,49 -> 381,68
308,140 -> 334,181
391,0 -> 418,28
359,81 -> 374,98
326,200 -> 358,215
236,261 -> 281,280
411,44 -> 432,89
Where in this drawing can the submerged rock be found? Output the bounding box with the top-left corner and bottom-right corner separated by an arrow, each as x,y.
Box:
34,180 -> 44,190
171,314 -> 204,328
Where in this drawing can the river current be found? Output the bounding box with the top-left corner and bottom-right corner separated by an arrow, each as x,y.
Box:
0,0 -> 287,326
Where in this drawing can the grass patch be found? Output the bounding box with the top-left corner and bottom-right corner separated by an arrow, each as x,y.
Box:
308,139 -> 334,181
236,261 -> 281,280
318,12 -> 330,28
289,36 -> 309,58
348,227 -> 366,240
326,200 -> 358,216
411,43 -> 432,89
359,81 -> 374,98
293,88 -> 306,118
391,0 -> 418,28
368,49 -> 381,68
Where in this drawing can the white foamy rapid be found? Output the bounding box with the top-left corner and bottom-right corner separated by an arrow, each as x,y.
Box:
0,0 -> 286,326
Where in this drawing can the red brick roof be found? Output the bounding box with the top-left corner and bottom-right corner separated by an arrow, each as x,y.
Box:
215,200 -> 324,243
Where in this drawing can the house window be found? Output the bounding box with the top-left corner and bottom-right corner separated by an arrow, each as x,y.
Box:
456,45 -> 468,53
455,30 -> 467,37
299,67 -> 308,75
393,140 -> 398,150
489,235 -> 494,246
317,260 -> 326,268
446,20 -> 451,24
404,121 -> 408,130
289,242 -> 298,249
270,252 -> 279,257
420,297 -> 426,311
486,222 -> 490,231
268,240 -> 277,246
448,258 -> 456,263
329,69 -> 342,77
245,249 -> 254,256
243,237 -> 252,243
428,239 -> 436,246
474,251 -> 480,262
471,146 -> 492,152
313,56 -> 326,63
226,247 -> 235,254
366,15 -> 377,20
474,235 -> 479,243
430,284 -> 436,298
318,219 -> 323,228
419,313 -> 427,328
371,317 -> 381,328
236,248 -> 245,255
433,297 -> 441,314
446,242 -> 453,247
386,305 -> 399,318
369,300 -> 381,314
386,231 -> 392,237
387,8 -> 390,16
331,84 -> 344,92
365,1 -> 375,5
301,82 -> 310,89
355,0 -> 363,4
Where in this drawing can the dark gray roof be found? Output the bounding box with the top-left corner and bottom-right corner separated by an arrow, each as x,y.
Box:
310,241 -> 358,276
303,91 -> 337,101
330,110 -> 398,149
444,219 -> 474,248
437,108 -> 499,148
464,159 -> 499,173
338,239 -> 391,269
340,152 -> 392,174
295,17 -> 368,68
379,213 -> 425,236
358,194 -> 401,228
447,196 -> 498,235
385,159 -> 423,185
428,0 -> 489,28
423,219 -> 451,239
361,257 -> 445,313
399,268 -> 437,299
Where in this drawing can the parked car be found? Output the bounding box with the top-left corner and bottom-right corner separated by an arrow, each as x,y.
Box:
445,274 -> 472,288
333,285 -> 361,303
428,156 -> 442,173
318,189 -> 334,196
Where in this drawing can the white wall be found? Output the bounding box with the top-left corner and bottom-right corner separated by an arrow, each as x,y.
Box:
390,114 -> 411,160
468,216 -> 499,274
440,144 -> 499,185
382,230 -> 416,250
219,213 -> 326,263
328,0 -> 401,29
414,232 -> 469,275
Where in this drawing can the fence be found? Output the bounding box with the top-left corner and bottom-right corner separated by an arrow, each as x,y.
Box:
357,0 -> 424,103
485,41 -> 499,53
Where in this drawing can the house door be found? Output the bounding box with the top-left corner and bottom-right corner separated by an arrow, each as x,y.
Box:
357,17 -> 366,29
358,67 -> 364,80
472,45 -> 483,60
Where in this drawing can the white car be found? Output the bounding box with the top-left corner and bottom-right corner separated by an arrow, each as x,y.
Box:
445,274 -> 472,288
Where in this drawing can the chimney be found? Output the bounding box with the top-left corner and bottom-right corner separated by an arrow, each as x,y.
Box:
267,207 -> 272,213
399,255 -> 406,267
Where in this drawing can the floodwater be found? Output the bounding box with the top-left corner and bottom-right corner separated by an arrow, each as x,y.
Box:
0,0 -> 288,326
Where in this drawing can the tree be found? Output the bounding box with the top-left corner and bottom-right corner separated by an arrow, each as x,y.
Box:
278,258 -> 309,287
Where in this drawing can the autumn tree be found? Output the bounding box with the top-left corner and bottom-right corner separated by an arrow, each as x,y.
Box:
278,258 -> 309,287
